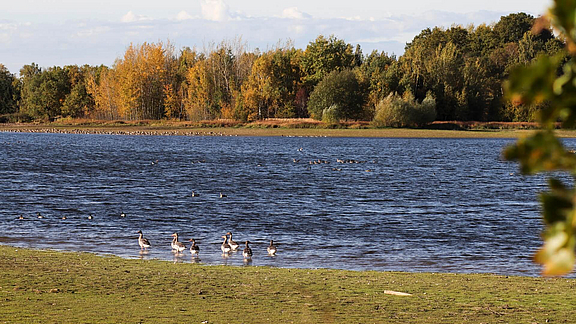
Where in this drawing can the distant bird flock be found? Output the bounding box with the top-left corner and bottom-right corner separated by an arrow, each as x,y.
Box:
12,149 -> 379,262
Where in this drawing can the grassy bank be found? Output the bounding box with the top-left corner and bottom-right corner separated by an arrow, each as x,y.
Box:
3,122 -> 576,138
1,246 -> 575,323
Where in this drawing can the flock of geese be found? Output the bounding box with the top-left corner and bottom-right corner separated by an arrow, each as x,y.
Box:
138,230 -> 277,260
17,213 -> 278,260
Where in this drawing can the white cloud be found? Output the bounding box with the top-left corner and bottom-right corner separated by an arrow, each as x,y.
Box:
281,7 -> 311,19
121,11 -> 151,23
176,10 -> 194,21
200,0 -> 231,21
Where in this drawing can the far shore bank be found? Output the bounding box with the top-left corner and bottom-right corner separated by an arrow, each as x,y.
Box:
1,245 -> 576,323
1,120 -> 575,138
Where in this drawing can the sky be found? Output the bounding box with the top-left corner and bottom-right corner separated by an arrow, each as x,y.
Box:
0,0 -> 552,74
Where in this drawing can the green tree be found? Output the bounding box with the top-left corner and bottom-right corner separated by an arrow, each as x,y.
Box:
0,64 -> 18,114
505,0 -> 576,276
302,35 -> 356,87
19,64 -> 70,120
493,13 -> 535,45
360,51 -> 399,109
61,65 -> 97,118
307,69 -> 365,121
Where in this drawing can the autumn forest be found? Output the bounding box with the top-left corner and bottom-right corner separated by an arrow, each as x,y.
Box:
0,13 -> 566,126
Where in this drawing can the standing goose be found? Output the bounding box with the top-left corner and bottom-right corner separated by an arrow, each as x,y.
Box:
221,235 -> 231,254
171,233 -> 186,253
137,230 -> 151,250
188,238 -> 199,255
267,240 -> 277,256
243,241 -> 253,259
226,232 -> 239,251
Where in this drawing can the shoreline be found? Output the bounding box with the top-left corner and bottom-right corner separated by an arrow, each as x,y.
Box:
0,243 -> 546,278
2,122 -> 575,138
2,245 -> 575,323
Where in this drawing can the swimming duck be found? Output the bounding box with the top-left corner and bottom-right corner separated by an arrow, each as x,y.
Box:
243,241 -> 253,259
188,238 -> 199,255
226,232 -> 239,250
138,230 -> 152,250
171,233 -> 186,253
267,240 -> 277,256
221,235 -> 231,254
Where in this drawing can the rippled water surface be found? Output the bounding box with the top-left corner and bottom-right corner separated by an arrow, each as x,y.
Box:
0,132 -> 569,276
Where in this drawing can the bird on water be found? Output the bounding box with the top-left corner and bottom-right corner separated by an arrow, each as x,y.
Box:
267,240 -> 277,256
137,230 -> 151,250
189,238 -> 199,255
221,235 -> 231,254
226,232 -> 239,251
171,233 -> 186,253
243,241 -> 253,259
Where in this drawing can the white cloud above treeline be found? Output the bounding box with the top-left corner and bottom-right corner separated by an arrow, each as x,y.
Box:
0,6 -> 518,74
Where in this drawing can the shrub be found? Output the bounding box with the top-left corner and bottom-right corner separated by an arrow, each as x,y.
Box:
372,91 -> 436,127
321,104 -> 342,123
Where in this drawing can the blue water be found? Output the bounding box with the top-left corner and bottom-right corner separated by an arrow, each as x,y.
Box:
0,132 -> 568,276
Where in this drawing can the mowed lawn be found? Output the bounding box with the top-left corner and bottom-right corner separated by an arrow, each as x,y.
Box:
1,246 -> 575,323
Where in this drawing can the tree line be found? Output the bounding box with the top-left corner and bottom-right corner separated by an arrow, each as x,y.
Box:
0,13 -> 566,125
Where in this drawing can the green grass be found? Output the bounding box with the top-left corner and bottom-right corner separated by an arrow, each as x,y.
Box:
1,246 -> 575,323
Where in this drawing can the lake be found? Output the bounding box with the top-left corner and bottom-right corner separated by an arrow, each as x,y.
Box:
0,132 -> 566,276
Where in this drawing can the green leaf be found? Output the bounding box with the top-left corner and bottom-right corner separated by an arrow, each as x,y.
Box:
504,130 -> 576,174
540,191 -> 572,224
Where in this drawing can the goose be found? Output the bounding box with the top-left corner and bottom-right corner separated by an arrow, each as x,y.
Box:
243,241 -> 253,259
36,212 -> 43,219
221,235 -> 231,254
171,233 -> 186,253
188,238 -> 199,255
61,216 -> 67,220
267,240 -> 277,256
88,214 -> 93,220
120,212 -> 126,218
226,232 -> 239,250
192,191 -> 199,197
18,215 -> 24,220
220,193 -> 227,198
137,230 -> 152,250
